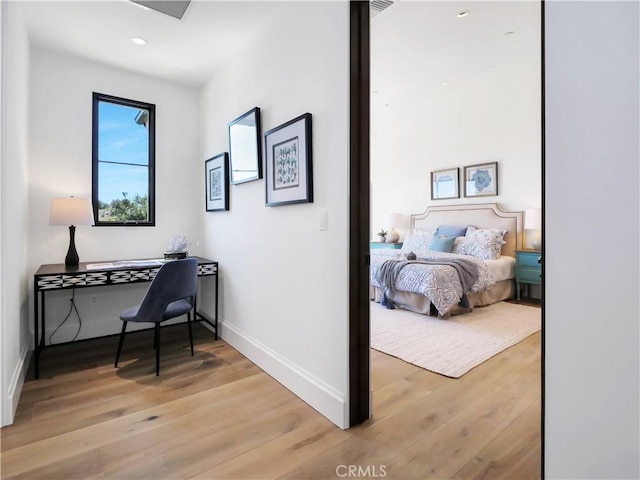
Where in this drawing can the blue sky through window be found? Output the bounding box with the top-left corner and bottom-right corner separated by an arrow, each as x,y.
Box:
98,102 -> 149,203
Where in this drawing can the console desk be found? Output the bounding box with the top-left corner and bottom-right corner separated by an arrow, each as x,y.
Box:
33,256 -> 218,379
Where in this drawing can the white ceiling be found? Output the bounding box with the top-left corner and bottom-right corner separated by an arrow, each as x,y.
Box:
18,1 -> 539,89
19,0 -> 287,87
371,1 -> 540,105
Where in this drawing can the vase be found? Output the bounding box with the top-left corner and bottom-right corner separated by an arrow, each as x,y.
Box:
387,228 -> 400,244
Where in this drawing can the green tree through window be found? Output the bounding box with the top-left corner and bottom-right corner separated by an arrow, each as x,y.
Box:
92,93 -> 155,225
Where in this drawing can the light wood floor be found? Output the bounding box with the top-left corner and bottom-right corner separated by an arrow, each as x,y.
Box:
1,318 -> 541,480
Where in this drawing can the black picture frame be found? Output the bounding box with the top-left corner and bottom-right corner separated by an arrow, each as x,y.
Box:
228,107 -> 262,185
264,113 -> 313,207
430,167 -> 460,200
205,152 -> 229,212
463,161 -> 499,197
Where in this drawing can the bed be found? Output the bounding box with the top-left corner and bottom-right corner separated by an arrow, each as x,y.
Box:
370,203 -> 523,317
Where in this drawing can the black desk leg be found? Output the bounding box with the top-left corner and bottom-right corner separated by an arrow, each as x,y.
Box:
33,282 -> 39,379
33,290 -> 46,379
214,271 -> 219,340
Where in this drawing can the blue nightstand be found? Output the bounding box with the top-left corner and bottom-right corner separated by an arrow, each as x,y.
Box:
371,242 -> 402,250
515,250 -> 542,301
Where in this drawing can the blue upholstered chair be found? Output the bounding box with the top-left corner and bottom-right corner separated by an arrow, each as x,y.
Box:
115,257 -> 198,376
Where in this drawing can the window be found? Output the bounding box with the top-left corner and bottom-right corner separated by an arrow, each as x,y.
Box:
92,92 -> 155,225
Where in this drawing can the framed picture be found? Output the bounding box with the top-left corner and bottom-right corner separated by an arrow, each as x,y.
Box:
464,162 -> 498,197
205,152 -> 229,211
265,113 -> 313,207
431,168 -> 459,200
228,107 -> 262,185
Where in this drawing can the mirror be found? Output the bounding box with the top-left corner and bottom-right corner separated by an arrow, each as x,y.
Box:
228,107 -> 262,184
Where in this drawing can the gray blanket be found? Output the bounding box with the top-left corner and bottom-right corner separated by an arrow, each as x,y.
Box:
375,257 -> 480,310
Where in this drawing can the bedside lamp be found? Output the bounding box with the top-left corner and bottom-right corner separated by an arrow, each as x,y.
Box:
386,213 -> 404,244
524,208 -> 542,250
49,197 -> 94,266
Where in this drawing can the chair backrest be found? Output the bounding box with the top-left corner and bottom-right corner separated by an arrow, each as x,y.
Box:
134,257 -> 198,323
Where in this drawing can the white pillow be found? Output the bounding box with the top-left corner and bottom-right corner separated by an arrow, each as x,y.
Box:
400,230 -> 434,254
459,228 -> 507,260
451,237 -> 466,255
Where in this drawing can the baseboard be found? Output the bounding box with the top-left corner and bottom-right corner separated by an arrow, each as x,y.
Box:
198,311 -> 348,429
2,339 -> 30,427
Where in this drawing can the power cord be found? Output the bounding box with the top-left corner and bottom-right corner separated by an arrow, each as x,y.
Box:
48,288 -> 82,344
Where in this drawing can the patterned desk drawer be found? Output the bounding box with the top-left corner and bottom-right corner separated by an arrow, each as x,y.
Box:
198,264 -> 217,276
38,272 -> 110,289
110,268 -> 160,283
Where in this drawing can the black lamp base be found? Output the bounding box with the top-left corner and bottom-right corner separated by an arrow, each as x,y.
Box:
65,225 -> 79,267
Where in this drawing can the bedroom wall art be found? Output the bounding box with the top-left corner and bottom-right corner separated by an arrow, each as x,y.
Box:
228,107 -> 262,185
464,162 -> 498,197
264,113 -> 313,207
205,152 -> 230,211
430,167 -> 459,200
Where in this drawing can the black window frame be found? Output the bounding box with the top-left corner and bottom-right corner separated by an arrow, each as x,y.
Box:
92,92 -> 156,226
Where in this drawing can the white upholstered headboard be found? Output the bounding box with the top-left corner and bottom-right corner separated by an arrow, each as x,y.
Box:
410,203 -> 523,258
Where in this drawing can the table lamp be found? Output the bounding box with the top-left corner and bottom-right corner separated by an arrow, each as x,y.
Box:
524,208 -> 542,250
49,197 -> 94,266
386,213 -> 404,244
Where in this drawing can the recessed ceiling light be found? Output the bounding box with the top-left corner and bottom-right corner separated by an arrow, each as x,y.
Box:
441,82 -> 449,87
457,10 -> 470,18
131,37 -> 147,46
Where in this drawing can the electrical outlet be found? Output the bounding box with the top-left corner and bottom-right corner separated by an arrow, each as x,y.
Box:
90,296 -> 97,304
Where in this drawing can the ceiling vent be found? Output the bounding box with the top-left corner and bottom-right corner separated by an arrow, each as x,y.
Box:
130,0 -> 191,20
371,0 -> 394,18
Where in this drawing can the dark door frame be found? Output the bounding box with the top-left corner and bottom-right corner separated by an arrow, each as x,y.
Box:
348,0 -> 371,427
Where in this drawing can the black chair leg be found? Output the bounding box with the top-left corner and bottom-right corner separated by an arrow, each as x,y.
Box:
115,321 -> 128,367
153,324 -> 157,350
154,323 -> 160,376
187,311 -> 194,356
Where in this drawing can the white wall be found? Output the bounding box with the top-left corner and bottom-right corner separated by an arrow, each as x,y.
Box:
371,2 -> 541,241
27,49 -> 202,342
199,1 -> 350,428
545,1 -> 640,478
0,1 -> 31,426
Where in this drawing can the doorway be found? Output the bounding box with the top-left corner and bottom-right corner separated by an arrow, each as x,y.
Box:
349,1 -> 544,474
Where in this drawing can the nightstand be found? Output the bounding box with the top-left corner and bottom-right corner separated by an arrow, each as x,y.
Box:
515,249 -> 542,301
371,242 -> 403,250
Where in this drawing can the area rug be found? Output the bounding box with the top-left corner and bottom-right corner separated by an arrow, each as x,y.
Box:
371,301 -> 541,378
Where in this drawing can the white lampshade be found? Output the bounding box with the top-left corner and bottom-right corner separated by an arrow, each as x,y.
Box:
524,208 -> 542,230
49,197 -> 94,226
386,212 -> 405,228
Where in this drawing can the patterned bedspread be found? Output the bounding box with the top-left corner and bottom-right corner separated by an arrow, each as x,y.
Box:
370,250 -> 496,316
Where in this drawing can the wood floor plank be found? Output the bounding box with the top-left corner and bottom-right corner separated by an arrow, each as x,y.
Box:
452,399 -> 542,480
1,372 -> 289,478
192,414 -> 350,480
1,319 -> 542,480
277,333 -> 541,480
378,359 -> 540,479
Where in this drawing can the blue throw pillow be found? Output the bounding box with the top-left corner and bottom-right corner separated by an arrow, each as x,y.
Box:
435,224 -> 468,237
429,235 -> 456,253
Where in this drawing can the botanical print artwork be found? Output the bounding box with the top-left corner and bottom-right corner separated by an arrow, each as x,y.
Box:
431,168 -> 459,200
205,152 -> 229,212
273,137 -> 299,190
464,162 -> 498,197
471,168 -> 492,193
210,166 -> 222,201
